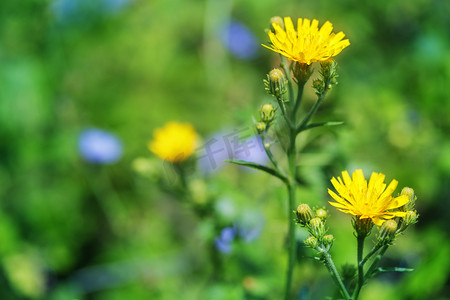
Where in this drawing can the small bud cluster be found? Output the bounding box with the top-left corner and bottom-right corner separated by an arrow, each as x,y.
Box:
397,187 -> 419,232
255,103 -> 276,134
376,187 -> 419,245
313,59 -> 338,95
296,204 -> 333,251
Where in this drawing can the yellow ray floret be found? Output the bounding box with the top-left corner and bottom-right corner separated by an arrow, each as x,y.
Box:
149,122 -> 198,163
263,17 -> 350,64
328,169 -> 409,226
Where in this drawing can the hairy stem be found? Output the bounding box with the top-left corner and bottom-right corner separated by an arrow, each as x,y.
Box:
353,236 -> 366,299
322,251 -> 352,300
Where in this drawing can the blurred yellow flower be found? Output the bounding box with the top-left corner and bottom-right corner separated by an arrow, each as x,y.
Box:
149,122 -> 198,163
263,17 -> 350,65
328,169 -> 409,226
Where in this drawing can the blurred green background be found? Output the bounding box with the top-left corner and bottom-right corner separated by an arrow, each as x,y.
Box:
1,0 -> 449,299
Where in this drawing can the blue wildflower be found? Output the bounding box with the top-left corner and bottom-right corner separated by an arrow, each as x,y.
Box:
214,227 -> 236,254
234,135 -> 269,166
78,129 -> 123,164
221,21 -> 258,59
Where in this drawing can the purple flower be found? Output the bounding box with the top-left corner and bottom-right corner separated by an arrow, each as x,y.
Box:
234,213 -> 264,243
78,129 -> 123,164
214,227 -> 236,254
234,135 -> 269,166
197,131 -> 232,175
221,21 -> 258,59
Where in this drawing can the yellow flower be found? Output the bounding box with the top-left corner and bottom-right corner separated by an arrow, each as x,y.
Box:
149,122 -> 198,163
328,169 -> 409,226
263,17 -> 350,65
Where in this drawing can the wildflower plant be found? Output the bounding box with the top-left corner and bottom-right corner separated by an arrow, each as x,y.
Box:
227,16 -> 418,300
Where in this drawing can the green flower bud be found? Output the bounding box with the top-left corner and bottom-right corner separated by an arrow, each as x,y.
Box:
296,204 -> 314,225
309,217 -> 326,238
403,210 -> 418,226
270,16 -> 284,31
255,122 -> 266,134
401,187 -> 416,211
315,208 -> 328,220
265,69 -> 287,97
292,62 -> 313,83
259,104 -> 275,123
377,220 -> 398,242
323,234 -> 334,248
304,236 -> 318,249
353,217 -> 374,238
320,59 -> 338,84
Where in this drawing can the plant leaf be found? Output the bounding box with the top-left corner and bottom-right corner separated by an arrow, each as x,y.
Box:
368,267 -> 414,279
226,159 -> 287,183
297,121 -> 344,133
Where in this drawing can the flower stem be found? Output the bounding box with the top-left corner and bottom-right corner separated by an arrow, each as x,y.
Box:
360,243 -> 383,267
280,56 -> 294,105
353,236 -> 366,299
284,125 -> 297,300
297,83 -> 330,133
292,81 -> 305,121
321,251 -> 352,300
364,245 -> 389,279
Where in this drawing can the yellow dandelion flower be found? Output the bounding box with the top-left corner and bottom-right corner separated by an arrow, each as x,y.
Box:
328,169 -> 409,226
263,17 -> 350,65
149,122 -> 198,163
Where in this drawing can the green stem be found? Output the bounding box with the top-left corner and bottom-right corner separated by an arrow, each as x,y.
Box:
262,135 -> 286,179
284,126 -> 297,300
322,251 -> 352,300
353,236 -> 366,300
292,81 -> 305,122
280,56 -> 294,105
360,243 -> 383,268
297,83 -> 330,133
364,245 -> 389,280
277,96 -> 295,129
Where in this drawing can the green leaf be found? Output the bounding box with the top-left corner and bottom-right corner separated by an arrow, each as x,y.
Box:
297,121 -> 344,133
368,267 -> 414,279
226,159 -> 287,183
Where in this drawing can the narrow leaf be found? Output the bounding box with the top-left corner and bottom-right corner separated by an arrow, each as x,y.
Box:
226,159 -> 287,183
368,267 -> 414,279
298,121 -> 344,133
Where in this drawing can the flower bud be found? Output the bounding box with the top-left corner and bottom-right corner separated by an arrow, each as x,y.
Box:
265,69 -> 287,97
270,16 -> 284,31
312,79 -> 323,95
304,236 -> 318,249
377,220 -> 398,242
309,217 -> 326,238
315,208 -> 328,220
292,62 -> 313,83
323,234 -> 334,248
259,104 -> 275,123
296,204 -> 314,225
400,187 -> 416,211
403,210 -> 418,226
353,217 -> 374,238
255,122 -> 266,134
320,59 -> 338,84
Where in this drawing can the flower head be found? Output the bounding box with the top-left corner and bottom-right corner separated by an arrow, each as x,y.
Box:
263,17 -> 350,65
328,169 -> 409,226
149,122 -> 198,163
